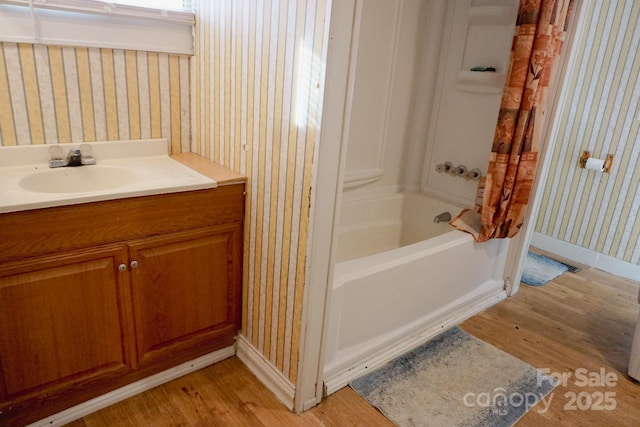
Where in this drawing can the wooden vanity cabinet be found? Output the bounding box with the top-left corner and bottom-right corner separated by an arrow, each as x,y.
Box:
0,245 -> 135,417
0,184 -> 244,426
128,224 -> 242,370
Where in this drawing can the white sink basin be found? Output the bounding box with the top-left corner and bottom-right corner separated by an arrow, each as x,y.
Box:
19,166 -> 138,193
0,139 -> 217,213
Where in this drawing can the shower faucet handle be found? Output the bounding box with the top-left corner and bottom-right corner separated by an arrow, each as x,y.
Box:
465,168 -> 481,181
435,162 -> 480,181
453,165 -> 467,176
435,162 -> 453,173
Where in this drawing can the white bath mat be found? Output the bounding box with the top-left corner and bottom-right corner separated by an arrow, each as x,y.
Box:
350,327 -> 558,427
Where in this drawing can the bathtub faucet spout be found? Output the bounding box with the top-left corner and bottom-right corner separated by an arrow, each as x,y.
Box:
433,212 -> 452,223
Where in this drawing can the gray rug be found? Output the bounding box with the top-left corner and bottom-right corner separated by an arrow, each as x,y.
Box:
350,327 -> 558,427
521,252 -> 572,286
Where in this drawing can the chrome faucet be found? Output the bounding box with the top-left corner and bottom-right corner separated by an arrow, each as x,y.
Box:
49,144 -> 96,168
433,212 -> 452,223
66,148 -> 83,166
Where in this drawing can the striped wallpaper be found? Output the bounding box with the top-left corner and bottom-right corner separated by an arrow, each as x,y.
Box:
193,0 -> 329,383
536,0 -> 640,265
0,43 -> 190,152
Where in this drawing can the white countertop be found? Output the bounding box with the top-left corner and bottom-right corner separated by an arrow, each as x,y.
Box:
0,139 -> 217,214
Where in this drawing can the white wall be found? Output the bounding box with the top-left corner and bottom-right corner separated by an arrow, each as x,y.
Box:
341,0 -> 428,196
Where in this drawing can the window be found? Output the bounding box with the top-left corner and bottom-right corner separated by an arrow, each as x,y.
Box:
0,0 -> 195,54
105,1 -> 192,12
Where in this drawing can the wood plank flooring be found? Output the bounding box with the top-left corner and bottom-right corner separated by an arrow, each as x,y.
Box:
461,255 -> 640,427
69,256 -> 639,426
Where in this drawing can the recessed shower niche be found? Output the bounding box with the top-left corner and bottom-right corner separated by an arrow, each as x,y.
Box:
422,0 -> 519,206
456,0 -> 519,93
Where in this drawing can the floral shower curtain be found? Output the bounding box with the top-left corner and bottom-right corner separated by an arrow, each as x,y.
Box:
451,0 -> 574,242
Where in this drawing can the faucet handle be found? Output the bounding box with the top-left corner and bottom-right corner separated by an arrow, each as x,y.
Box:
79,143 -> 96,165
79,144 -> 93,157
48,145 -> 67,167
48,145 -> 63,159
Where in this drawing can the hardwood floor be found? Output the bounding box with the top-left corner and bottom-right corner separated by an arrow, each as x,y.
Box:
67,356 -> 392,427
461,257 -> 640,427
69,257 -> 639,426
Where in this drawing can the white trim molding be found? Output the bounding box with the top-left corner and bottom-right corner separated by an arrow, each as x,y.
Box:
532,232 -> 640,282
502,0 -> 588,296
27,345 -> 235,427
292,0 -> 357,413
235,334 -> 296,411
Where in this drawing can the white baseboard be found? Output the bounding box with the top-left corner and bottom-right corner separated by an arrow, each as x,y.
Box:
235,334 -> 296,411
323,289 -> 507,395
531,232 -> 640,282
28,345 -> 236,427
301,396 -> 320,412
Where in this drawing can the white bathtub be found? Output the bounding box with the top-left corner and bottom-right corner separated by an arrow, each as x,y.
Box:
323,192 -> 509,394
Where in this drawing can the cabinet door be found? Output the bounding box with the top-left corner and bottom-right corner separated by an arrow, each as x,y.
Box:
128,223 -> 242,368
0,246 -> 133,406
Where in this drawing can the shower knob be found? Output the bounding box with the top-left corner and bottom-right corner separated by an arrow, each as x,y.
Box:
435,162 -> 453,173
465,168 -> 481,181
454,165 -> 467,176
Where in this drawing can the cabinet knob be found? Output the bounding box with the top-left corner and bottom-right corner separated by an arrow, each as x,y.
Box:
130,260 -> 139,269
118,264 -> 127,272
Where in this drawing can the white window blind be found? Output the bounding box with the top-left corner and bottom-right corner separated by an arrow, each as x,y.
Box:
0,0 -> 195,54
105,1 -> 193,12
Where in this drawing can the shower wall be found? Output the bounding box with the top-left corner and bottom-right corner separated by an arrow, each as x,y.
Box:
342,0 -> 519,208
341,0 -> 428,196
418,0 -> 518,206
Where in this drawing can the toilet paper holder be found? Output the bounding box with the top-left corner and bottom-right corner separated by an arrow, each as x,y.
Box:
579,151 -> 614,173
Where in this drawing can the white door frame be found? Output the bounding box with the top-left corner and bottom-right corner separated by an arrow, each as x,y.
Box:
295,0 -> 589,413
503,0 -> 588,294
293,0 -> 357,412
